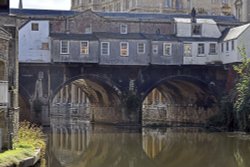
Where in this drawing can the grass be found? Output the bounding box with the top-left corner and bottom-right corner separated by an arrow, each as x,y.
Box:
0,121 -> 46,167
0,148 -> 34,167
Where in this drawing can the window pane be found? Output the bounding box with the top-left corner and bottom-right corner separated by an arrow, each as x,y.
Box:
209,43 -> 216,54
231,40 -> 234,50
137,43 -> 145,54
163,43 -> 171,56
198,43 -> 204,54
226,41 -> 229,51
192,24 -> 201,35
120,42 -> 128,56
184,43 -> 192,57
31,23 -> 39,31
81,41 -> 89,55
61,41 -> 69,54
120,24 -> 128,34
101,42 -> 109,55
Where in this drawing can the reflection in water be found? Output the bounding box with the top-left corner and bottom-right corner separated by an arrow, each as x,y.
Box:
47,119 -> 250,167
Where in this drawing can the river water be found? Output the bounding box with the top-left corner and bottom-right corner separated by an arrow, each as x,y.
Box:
46,120 -> 250,167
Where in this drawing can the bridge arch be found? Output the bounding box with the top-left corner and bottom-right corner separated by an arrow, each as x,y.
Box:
140,75 -> 218,126
50,74 -> 123,124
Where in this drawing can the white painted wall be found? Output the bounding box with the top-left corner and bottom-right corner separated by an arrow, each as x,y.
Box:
19,20 -> 50,63
183,42 -> 220,65
176,23 -> 191,37
175,18 -> 221,38
202,24 -> 221,38
220,40 -> 239,64
221,26 -> 250,64
238,26 -> 250,58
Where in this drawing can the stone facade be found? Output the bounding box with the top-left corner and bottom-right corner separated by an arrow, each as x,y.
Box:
234,0 -> 250,22
0,25 -> 12,151
71,0 -> 235,15
0,14 -> 19,150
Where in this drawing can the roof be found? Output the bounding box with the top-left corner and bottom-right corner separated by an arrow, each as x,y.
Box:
9,9 -> 239,25
50,33 -> 98,40
50,32 -> 219,42
10,8 -> 77,16
50,32 -> 147,40
95,32 -> 146,40
223,23 -> 250,41
96,12 -> 239,24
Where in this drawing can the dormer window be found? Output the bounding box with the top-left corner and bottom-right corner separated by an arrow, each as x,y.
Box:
192,24 -> 202,35
85,24 -> 92,34
120,24 -> 128,34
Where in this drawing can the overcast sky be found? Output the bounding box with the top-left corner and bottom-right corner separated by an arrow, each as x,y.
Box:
10,0 -> 71,10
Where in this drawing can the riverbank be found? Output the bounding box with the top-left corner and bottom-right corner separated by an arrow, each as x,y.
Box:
0,121 -> 46,167
0,148 -> 40,167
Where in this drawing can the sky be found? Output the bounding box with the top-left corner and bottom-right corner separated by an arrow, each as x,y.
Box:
10,0 -> 71,10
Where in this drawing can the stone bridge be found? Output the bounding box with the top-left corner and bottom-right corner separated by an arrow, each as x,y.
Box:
19,63 -> 227,126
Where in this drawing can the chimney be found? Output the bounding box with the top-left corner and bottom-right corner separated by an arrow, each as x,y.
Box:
191,8 -> 196,23
19,0 -> 23,9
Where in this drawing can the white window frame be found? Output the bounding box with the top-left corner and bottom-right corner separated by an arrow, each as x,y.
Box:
209,43 -> 217,55
163,43 -> 172,56
152,44 -> 158,54
197,43 -> 205,55
137,43 -> 145,54
120,42 -> 129,57
101,42 -> 110,55
60,40 -> 69,54
221,43 -> 224,52
120,24 -> 128,34
80,41 -> 89,55
184,43 -> 192,57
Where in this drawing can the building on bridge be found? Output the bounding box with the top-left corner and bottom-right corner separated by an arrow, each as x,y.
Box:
15,8 -> 250,126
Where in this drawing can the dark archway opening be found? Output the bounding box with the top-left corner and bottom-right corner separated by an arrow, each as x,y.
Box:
51,76 -> 122,125
142,76 -> 218,126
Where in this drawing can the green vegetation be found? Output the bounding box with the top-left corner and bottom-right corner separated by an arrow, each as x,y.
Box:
232,48 -> 250,131
210,48 -> 250,131
0,121 -> 46,167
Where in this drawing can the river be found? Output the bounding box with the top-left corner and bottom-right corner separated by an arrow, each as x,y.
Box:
44,118 -> 250,167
